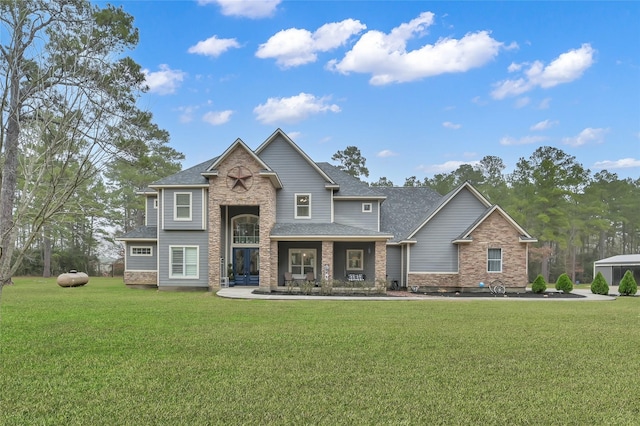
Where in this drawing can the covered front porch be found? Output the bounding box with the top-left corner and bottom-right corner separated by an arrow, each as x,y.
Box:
266,222 -> 392,294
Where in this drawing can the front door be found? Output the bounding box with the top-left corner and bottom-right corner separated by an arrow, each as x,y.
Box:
233,248 -> 259,285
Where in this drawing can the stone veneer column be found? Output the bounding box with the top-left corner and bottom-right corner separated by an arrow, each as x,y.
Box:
207,145 -> 277,291
375,240 -> 386,287
321,241 -> 333,281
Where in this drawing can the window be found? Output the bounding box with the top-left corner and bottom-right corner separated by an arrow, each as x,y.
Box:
289,249 -> 316,278
488,248 -> 502,272
131,246 -> 152,256
295,194 -> 311,219
170,246 -> 199,278
174,192 -> 192,220
362,203 -> 372,213
153,198 -> 158,209
347,249 -> 364,271
232,215 -> 259,244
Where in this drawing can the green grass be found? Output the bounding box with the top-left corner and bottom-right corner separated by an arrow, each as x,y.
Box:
1,277 -> 639,425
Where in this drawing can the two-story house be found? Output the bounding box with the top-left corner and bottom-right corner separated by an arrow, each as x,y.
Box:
117,129 -> 536,293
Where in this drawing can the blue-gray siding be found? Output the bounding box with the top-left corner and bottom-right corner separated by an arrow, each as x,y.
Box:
157,230 -> 209,288
126,243 -> 157,270
161,188 -> 206,230
258,136 -> 332,223
385,245 -> 403,285
146,196 -> 158,227
334,200 -> 379,231
410,188 -> 487,272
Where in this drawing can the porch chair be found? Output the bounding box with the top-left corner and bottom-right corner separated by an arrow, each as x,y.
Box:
284,271 -> 294,287
305,271 -> 317,286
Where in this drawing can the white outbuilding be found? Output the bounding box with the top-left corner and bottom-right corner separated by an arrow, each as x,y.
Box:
593,254 -> 640,285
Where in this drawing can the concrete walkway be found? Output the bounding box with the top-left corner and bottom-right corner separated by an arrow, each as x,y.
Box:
216,287 -> 619,301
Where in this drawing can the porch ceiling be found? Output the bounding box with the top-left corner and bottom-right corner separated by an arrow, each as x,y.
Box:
270,222 -> 393,241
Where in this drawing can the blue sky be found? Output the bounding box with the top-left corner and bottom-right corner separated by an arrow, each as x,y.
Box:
107,0 -> 639,184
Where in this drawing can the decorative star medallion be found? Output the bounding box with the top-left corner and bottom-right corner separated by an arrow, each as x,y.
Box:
226,165 -> 253,192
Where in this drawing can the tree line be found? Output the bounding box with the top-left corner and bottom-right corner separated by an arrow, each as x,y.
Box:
334,146 -> 640,283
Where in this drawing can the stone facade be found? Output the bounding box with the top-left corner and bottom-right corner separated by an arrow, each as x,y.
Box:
407,210 -> 528,292
124,271 -> 158,287
208,145 -> 277,291
458,210 -> 528,290
375,240 -> 386,287
322,241 -> 334,282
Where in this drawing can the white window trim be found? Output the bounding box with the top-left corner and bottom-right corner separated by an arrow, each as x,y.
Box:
169,245 -> 199,279
347,249 -> 364,271
131,246 -> 153,256
294,193 -> 312,219
153,198 -> 158,209
288,248 -> 317,280
362,202 -> 372,213
174,192 -> 192,221
487,248 -> 503,273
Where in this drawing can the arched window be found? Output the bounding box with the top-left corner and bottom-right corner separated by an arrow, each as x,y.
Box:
232,215 -> 259,244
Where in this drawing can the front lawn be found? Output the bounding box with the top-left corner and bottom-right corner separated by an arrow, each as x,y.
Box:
1,277 -> 638,424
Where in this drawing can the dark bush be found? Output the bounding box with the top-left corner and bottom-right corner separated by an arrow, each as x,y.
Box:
618,270 -> 638,296
531,274 -> 547,293
555,273 -> 574,293
590,271 -> 609,295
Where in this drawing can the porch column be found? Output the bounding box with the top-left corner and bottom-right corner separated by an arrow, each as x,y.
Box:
322,241 -> 333,282
375,240 -> 386,287
267,239 -> 278,291
209,202 -> 221,290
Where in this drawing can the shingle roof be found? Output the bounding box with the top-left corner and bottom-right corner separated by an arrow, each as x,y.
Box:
316,162 -> 386,198
271,222 -> 392,240
376,186 -> 443,243
117,226 -> 158,240
151,157 -> 218,186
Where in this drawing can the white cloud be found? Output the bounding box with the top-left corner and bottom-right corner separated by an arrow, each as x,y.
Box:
256,19 -> 366,68
507,62 -> 523,72
177,105 -> 198,123
253,92 -> 340,124
188,36 -> 240,57
143,64 -> 186,95
202,110 -> 233,125
530,119 -> 559,131
538,97 -> 552,109
562,127 -> 609,147
499,135 -> 549,146
198,0 -> 281,19
328,12 -> 504,85
442,121 -> 462,130
491,44 -> 595,99
593,158 -> 640,170
377,149 -> 398,158
515,97 -> 530,108
417,160 -> 479,174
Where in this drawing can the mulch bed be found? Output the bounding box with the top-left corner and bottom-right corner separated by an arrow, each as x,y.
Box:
386,290 -> 586,299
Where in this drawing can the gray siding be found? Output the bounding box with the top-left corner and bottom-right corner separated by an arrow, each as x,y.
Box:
146,196 -> 158,227
258,136 -> 332,223
594,266 -> 613,285
162,188 -> 206,230
334,241 -> 376,280
126,243 -> 157,270
334,200 -> 379,231
410,188 -> 487,272
385,245 -> 403,286
158,230 -> 209,288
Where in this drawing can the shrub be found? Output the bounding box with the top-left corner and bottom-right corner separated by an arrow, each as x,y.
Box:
531,274 -> 547,293
618,270 -> 638,296
555,273 -> 574,293
590,272 -> 609,295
